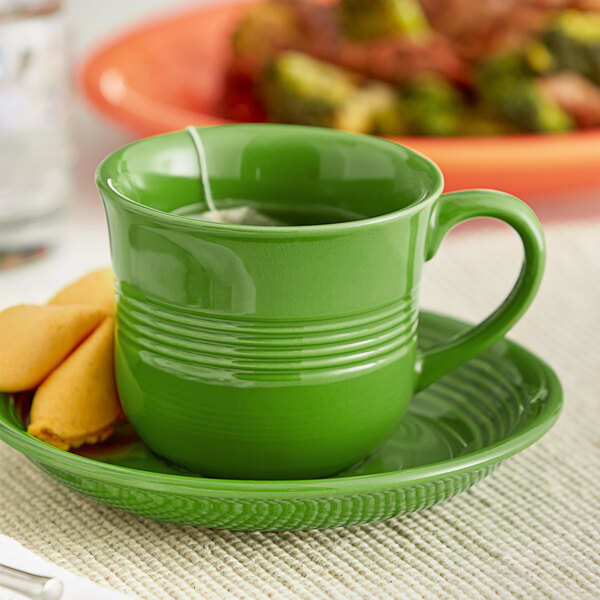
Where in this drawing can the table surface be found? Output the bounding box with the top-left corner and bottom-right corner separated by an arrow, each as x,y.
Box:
1,1 -> 599,599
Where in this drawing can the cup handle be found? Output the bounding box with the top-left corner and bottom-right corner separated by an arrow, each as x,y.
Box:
415,189 -> 546,392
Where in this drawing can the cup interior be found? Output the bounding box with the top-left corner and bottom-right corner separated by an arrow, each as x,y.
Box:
98,124 -> 443,225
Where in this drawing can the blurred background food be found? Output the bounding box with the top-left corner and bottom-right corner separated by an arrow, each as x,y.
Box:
224,0 -> 600,135
1,0 -> 599,276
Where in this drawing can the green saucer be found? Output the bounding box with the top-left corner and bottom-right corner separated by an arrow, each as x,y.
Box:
0,312 -> 562,531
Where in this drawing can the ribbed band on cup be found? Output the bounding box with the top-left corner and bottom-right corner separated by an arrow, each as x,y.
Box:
116,294 -> 419,377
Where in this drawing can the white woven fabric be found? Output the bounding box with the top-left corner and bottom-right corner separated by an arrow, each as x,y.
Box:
1,218 -> 599,599
0,535 -> 133,599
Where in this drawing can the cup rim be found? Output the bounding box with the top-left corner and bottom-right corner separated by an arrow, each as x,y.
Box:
96,124 -> 445,234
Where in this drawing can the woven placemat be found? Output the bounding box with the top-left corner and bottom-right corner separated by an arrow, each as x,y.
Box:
1,219 -> 599,600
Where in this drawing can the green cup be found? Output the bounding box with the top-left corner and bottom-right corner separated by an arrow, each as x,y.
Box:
97,124 -> 545,480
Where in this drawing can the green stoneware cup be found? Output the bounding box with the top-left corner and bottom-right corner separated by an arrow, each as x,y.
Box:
97,124 -> 545,480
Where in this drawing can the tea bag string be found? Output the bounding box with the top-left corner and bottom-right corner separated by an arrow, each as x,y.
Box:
186,125 -> 217,216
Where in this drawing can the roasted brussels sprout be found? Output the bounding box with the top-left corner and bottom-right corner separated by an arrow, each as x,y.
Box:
544,10 -> 600,85
477,52 -> 530,87
261,52 -> 398,133
338,0 -> 430,41
539,72 -> 600,127
401,75 -> 465,136
371,101 -> 408,136
476,52 -> 573,132
487,79 -> 573,132
525,41 -> 556,76
231,2 -> 300,78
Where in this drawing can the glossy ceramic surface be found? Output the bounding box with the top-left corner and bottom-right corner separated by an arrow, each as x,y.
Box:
97,124 -> 545,480
79,0 -> 600,199
0,313 -> 563,531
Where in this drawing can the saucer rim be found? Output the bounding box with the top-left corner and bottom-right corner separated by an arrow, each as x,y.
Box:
0,311 -> 562,498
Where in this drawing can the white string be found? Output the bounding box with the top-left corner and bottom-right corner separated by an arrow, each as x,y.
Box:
186,126 -> 217,215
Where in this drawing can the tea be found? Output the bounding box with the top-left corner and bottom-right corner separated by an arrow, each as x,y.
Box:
172,201 -> 365,226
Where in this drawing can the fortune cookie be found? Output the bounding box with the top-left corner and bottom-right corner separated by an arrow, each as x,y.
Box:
0,304 -> 106,392
49,267 -> 115,314
28,317 -> 123,450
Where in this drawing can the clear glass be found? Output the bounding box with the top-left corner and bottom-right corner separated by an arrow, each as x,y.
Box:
0,0 -> 71,268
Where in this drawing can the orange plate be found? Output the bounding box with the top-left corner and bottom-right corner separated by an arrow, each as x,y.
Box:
79,0 -> 600,201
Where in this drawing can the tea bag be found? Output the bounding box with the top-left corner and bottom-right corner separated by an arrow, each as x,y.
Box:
192,206 -> 287,226
186,126 -> 286,227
